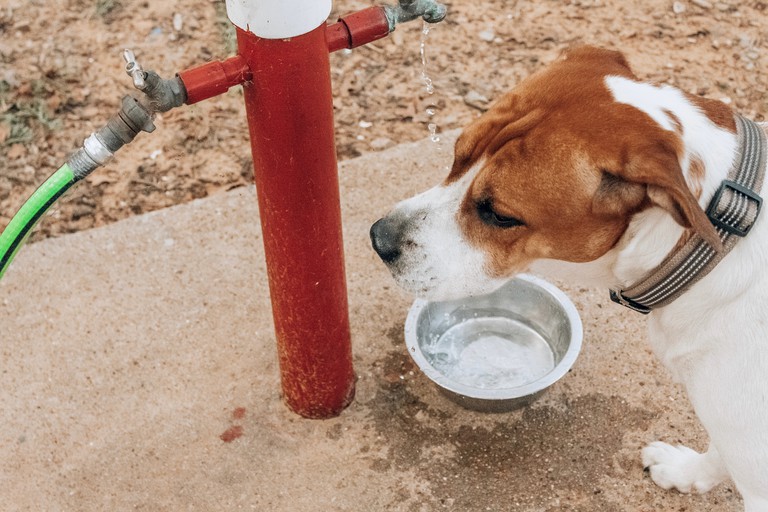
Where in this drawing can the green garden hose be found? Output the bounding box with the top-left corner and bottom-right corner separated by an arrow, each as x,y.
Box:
0,52 -> 187,282
0,96 -> 159,282
0,164 -> 77,280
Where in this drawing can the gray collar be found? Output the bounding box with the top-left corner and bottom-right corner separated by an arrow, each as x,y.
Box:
610,115 -> 766,314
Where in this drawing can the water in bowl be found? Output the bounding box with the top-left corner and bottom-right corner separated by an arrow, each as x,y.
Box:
423,312 -> 555,390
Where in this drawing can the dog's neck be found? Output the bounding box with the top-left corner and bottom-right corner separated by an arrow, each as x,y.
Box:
608,77 -> 740,289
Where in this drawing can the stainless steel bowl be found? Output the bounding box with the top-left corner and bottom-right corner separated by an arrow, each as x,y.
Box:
404,274 -> 583,412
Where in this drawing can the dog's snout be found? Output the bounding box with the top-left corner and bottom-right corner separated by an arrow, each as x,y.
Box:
370,217 -> 405,264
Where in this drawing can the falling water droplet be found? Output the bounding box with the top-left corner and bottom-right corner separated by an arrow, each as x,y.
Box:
420,20 -> 440,145
428,123 -> 440,142
420,23 -> 433,94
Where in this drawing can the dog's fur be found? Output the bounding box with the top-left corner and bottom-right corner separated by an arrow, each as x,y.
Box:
370,46 -> 768,510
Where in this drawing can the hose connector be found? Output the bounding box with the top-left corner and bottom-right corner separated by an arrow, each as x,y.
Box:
68,95 -> 157,180
68,51 -> 188,181
383,0 -> 447,31
67,132 -> 115,180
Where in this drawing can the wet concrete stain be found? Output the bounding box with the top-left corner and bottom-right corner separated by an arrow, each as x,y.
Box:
385,324 -> 406,347
367,348 -> 659,511
326,423 -> 344,441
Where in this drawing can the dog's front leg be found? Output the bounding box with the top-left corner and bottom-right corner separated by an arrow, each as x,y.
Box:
642,440 -> 728,494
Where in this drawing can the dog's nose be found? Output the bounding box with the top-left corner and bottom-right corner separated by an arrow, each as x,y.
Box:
370,217 -> 403,264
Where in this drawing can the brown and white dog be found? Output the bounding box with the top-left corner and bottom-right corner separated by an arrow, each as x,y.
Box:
370,46 -> 768,510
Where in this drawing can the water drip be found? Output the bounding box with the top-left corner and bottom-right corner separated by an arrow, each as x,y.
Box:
420,23 -> 435,94
420,20 -> 440,144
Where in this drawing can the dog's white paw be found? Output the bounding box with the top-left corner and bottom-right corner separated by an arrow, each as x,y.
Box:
642,441 -> 723,494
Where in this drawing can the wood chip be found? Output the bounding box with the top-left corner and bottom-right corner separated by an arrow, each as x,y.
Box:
691,0 -> 713,8
7,143 -> 26,160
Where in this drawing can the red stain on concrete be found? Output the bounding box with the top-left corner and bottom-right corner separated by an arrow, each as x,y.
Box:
232,407 -> 246,420
220,425 -> 244,443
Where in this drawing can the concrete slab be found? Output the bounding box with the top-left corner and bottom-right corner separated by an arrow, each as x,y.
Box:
0,135 -> 742,511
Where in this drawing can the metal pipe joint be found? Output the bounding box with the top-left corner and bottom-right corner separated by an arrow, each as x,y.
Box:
383,0 -> 447,30
123,49 -> 187,113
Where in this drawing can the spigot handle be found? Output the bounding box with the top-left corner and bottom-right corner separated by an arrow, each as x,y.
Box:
123,49 -> 146,90
385,0 -> 447,30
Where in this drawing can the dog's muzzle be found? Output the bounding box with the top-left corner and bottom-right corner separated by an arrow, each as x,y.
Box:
370,216 -> 406,264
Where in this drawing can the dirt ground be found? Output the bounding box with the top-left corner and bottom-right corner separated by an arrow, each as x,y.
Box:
2,0 -> 768,242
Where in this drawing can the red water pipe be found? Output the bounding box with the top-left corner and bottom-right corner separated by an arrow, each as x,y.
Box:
173,7 -> 395,419
235,24 -> 356,419
177,7 -> 391,103
178,55 -> 251,105
326,7 -> 391,53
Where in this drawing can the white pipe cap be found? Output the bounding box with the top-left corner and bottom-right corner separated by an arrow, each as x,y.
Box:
225,0 -> 332,39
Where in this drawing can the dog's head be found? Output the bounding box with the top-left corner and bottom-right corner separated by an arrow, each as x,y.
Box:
371,46 -> 727,301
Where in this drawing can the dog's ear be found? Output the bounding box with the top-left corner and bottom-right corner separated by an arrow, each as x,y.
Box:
448,101 -> 517,181
592,171 -> 646,217
593,141 -> 722,251
448,98 -> 543,182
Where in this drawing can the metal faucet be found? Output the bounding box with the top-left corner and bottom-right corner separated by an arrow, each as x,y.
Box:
384,0 -> 447,31
67,50 -> 189,181
123,49 -> 186,115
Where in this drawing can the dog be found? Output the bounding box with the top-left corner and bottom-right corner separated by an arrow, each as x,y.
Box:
370,45 -> 768,510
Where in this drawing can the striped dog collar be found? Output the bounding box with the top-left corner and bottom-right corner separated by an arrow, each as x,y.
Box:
610,115 -> 766,314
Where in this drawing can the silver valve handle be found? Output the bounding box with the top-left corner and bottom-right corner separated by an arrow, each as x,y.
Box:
123,49 -> 146,90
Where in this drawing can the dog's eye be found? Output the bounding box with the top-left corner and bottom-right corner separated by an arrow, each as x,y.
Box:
477,200 -> 525,228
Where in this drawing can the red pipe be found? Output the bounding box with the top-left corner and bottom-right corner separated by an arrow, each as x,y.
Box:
177,55 -> 252,105
177,7 -> 392,101
173,5 -> 392,418
326,6 -> 391,53
236,25 -> 355,418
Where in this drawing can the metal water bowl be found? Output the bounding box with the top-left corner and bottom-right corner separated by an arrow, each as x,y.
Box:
404,274 -> 583,413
